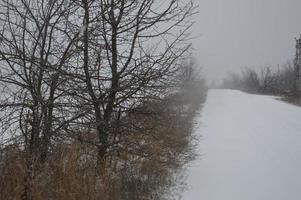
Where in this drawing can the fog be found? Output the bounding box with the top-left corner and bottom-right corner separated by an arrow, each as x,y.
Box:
192,0 -> 301,83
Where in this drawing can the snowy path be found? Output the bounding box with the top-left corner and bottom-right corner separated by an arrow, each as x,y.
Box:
183,89 -> 301,200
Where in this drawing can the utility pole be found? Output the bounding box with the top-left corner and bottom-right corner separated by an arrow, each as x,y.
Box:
294,35 -> 301,97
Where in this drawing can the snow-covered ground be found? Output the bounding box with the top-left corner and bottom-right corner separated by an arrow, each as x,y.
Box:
183,89 -> 301,200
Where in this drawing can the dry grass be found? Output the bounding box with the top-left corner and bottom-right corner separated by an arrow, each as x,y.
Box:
0,143 -> 120,200
0,84 -> 207,200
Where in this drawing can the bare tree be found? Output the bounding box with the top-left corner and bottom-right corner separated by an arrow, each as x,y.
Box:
240,68 -> 261,93
0,0 -> 83,198
61,0 -> 196,165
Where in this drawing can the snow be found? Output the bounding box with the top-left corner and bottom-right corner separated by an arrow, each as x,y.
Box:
183,89 -> 301,200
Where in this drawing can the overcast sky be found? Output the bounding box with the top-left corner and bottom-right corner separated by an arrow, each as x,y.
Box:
192,0 -> 301,83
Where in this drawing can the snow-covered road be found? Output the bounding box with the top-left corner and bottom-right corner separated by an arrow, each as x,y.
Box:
183,89 -> 301,200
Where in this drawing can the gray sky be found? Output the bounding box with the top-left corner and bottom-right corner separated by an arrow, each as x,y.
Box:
192,0 -> 301,83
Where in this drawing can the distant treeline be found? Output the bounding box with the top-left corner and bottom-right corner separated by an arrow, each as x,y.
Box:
221,62 -> 299,97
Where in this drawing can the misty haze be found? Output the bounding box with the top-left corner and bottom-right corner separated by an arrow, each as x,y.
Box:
0,0 -> 301,200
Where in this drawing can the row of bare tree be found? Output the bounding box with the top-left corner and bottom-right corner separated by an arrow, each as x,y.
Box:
222,62 -> 298,97
0,0 -> 207,199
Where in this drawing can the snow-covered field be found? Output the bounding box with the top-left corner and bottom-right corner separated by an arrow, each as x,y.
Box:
183,89 -> 301,200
